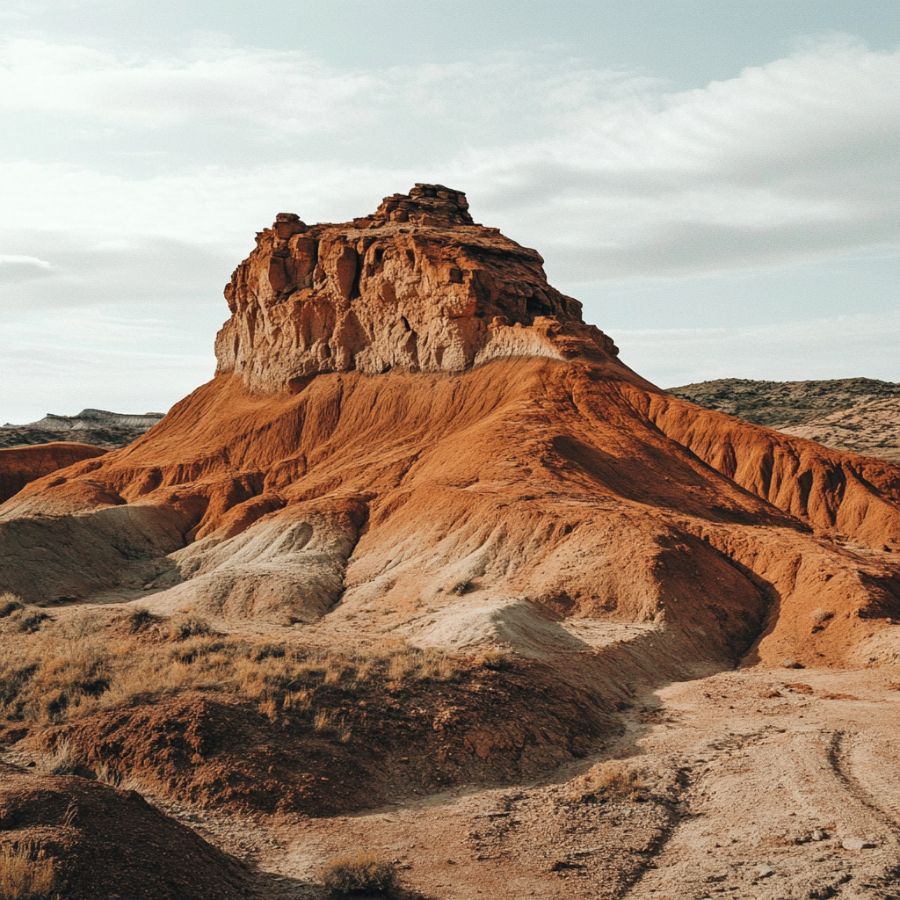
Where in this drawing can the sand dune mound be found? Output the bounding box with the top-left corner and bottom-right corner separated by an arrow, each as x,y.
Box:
1,184 -> 897,675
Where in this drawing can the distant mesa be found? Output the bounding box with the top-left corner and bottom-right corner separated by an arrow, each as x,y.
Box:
0,409 -> 166,499
1,408 -> 165,450
670,378 -> 900,463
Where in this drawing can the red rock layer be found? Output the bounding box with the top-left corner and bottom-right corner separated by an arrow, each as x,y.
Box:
0,441 -> 105,502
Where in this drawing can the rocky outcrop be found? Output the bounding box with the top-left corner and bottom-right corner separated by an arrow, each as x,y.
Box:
215,183 -> 618,392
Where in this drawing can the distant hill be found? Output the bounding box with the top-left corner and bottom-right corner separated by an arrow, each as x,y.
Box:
669,378 -> 899,462
0,408 -> 164,450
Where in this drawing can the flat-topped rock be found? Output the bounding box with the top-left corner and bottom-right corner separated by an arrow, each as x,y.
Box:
215,184 -> 617,392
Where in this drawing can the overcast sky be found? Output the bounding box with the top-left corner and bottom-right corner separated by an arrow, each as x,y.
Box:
1,1 -> 899,422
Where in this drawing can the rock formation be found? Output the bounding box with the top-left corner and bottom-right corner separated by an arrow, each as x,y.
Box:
215,183 -> 617,392
0,184 -> 897,675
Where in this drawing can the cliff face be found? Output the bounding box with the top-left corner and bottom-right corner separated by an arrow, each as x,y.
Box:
0,185 -> 897,670
215,183 -> 619,392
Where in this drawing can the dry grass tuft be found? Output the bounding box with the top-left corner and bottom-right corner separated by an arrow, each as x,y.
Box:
0,592 -> 23,618
472,649 -> 510,671
42,737 -> 83,776
126,607 -> 160,633
448,578 -> 474,596
0,842 -> 56,898
166,613 -> 213,641
568,760 -> 649,804
320,850 -> 398,896
15,610 -> 50,634
810,608 -> 834,625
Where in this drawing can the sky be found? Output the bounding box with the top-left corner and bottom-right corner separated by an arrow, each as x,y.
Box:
1,1 -> 899,422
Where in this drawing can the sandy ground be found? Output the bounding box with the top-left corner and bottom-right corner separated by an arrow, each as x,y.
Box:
140,666 -> 899,899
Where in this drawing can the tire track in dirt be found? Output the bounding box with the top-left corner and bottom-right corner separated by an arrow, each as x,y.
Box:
827,730 -> 899,834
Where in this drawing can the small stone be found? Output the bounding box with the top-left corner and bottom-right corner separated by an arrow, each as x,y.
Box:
841,837 -> 875,850
811,829 -> 828,841
754,864 -> 775,878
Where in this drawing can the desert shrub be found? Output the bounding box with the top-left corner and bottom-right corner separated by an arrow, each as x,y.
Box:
472,649 -> 510,671
321,851 -> 398,896
568,760 -> 649,804
168,637 -> 229,665
167,614 -> 212,641
26,643 -> 111,722
448,578 -> 474,596
810,608 -> 834,624
0,593 -> 23,618
127,607 -> 159,633
0,664 -> 38,709
16,611 -> 49,634
0,843 -> 56,899
251,642 -> 286,662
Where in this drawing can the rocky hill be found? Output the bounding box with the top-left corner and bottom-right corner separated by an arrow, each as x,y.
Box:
670,378 -> 900,462
0,185 -> 897,898
0,408 -> 164,450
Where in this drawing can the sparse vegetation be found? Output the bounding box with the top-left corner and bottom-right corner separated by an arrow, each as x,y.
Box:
568,760 -> 649,804
472,649 -> 510,671
0,842 -> 56,899
0,612 -> 472,736
16,611 -> 50,634
127,607 -> 160,633
0,592 -> 23,618
320,850 -> 398,896
42,737 -> 83,776
167,613 -> 213,641
449,578 -> 474,595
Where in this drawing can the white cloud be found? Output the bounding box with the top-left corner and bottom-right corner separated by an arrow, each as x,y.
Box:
1,35 -> 897,281
0,33 -> 898,418
0,38 -> 378,134
0,254 -> 53,283
618,311 -> 900,388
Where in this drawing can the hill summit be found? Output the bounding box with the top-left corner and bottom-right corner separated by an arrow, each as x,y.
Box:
216,183 -> 617,392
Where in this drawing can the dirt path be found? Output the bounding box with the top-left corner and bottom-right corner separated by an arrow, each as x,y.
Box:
192,667 -> 899,899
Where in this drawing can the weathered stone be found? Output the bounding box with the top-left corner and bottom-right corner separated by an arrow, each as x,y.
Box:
841,837 -> 875,850
215,184 -> 618,392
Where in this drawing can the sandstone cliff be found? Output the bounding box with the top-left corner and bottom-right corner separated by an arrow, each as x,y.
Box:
215,183 -> 619,392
